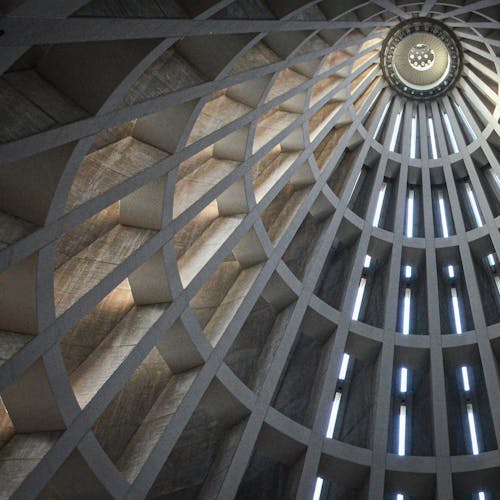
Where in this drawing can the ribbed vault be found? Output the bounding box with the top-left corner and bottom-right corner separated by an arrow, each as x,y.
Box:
0,1 -> 499,499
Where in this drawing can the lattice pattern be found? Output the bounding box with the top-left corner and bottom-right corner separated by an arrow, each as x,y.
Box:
0,1 -> 499,499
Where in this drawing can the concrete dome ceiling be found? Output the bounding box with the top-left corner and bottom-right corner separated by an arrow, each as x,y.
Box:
0,1 -> 499,499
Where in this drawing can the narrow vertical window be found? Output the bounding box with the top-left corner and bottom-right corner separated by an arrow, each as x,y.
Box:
405,265 -> 412,279
451,287 -> 463,334
461,366 -> 470,392
406,190 -> 414,238
400,367 -> 408,393
410,115 -> 418,158
487,253 -> 495,267
348,170 -> 362,203
443,112 -> 459,153
353,256 -> 371,320
373,183 -> 387,227
398,404 -> 407,456
492,171 -> 500,192
390,111 -> 403,152
465,182 -> 483,227
375,101 -> 391,140
396,495 -> 404,500
352,278 -> 366,321
339,353 -> 350,380
402,288 -> 411,335
438,191 -> 449,237
466,403 -> 480,455
313,477 -> 324,500
478,492 -> 486,500
428,117 -> 438,159
448,265 -> 455,279
326,392 -> 342,438
455,103 -> 477,141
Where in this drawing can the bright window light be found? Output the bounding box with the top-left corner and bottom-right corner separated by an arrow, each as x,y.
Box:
400,367 -> 408,393
364,255 -> 372,269
398,404 -> 407,456
495,276 -> 500,296
373,183 -> 387,227
478,492 -> 486,500
428,118 -> 438,159
348,170 -> 362,203
451,288 -> 463,334
410,116 -> 418,158
455,103 -> 477,141
465,182 -> 483,227
402,288 -> 411,335
466,403 -> 480,455
313,477 -> 324,500
326,392 -> 342,439
406,190 -> 414,238
492,171 -> 500,191
352,277 -> 367,320
405,265 -> 412,279
448,265 -> 455,279
339,353 -> 350,380
443,112 -> 459,153
461,366 -> 470,392
390,112 -> 403,152
438,191 -> 449,237
396,495 -> 404,500
487,254 -> 496,267
375,101 -> 391,139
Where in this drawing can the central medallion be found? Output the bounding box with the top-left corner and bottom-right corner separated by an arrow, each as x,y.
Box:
380,17 -> 463,99
408,43 -> 435,71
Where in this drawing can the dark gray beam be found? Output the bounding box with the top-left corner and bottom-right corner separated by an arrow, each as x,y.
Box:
0,18 -> 394,46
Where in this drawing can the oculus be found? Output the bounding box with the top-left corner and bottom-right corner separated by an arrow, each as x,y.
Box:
380,17 -> 463,99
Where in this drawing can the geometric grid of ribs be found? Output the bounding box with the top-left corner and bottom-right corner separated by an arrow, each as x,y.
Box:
0,1 -> 499,498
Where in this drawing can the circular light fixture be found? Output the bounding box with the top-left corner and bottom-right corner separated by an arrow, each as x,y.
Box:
408,43 -> 435,71
381,17 -> 463,99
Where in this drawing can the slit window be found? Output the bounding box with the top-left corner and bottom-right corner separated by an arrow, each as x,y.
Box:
373,182 -> 387,227
398,404 -> 407,456
313,477 -> 324,500
352,278 -> 366,320
461,366 -> 470,392
455,103 -> 477,141
326,391 -> 342,438
443,112 -> 459,153
351,173 -> 363,204
438,190 -> 450,237
402,288 -> 411,335
451,287 -> 463,334
465,182 -> 483,228
339,353 -> 350,380
492,171 -> 500,192
375,101 -> 391,140
406,189 -> 414,238
405,265 -> 412,279
400,367 -> 408,393
466,403 -> 480,455
410,115 -> 418,158
428,117 -> 438,159
487,253 -> 500,295
390,111 -> 403,152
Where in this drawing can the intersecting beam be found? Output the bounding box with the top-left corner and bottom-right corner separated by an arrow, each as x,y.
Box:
371,0 -> 412,19
0,18 -> 393,46
435,0 -> 500,19
420,0 -> 438,16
